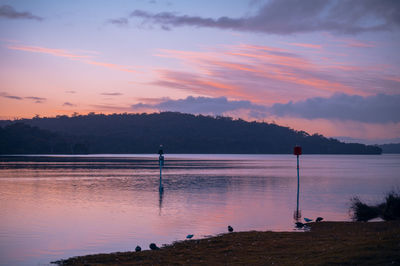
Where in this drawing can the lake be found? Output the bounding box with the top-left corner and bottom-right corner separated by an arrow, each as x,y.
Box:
1,154 -> 399,265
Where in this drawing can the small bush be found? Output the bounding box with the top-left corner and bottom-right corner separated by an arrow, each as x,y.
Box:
350,191 -> 400,221
382,192 -> 400,220
350,197 -> 380,221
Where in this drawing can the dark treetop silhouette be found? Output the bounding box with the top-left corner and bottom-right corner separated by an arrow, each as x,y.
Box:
0,112 -> 381,154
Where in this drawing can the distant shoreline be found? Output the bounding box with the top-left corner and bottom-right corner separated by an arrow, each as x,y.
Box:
1,152 -> 394,157
0,153 -> 394,164
54,221 -> 400,265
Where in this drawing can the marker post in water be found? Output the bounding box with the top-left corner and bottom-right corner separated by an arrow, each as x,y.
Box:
158,145 -> 164,193
293,145 -> 302,220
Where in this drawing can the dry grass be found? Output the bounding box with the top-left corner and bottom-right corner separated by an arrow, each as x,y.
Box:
54,221 -> 400,265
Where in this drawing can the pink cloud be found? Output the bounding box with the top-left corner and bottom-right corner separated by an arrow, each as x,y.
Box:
7,45 -> 89,59
153,70 -> 250,100
152,44 -> 370,104
85,60 -> 137,74
284,42 -> 322,49
7,44 -> 138,74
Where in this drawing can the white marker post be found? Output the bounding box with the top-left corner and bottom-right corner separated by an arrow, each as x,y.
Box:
158,145 -> 164,193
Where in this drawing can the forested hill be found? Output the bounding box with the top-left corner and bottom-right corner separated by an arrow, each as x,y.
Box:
378,143 -> 400,154
0,112 -> 381,154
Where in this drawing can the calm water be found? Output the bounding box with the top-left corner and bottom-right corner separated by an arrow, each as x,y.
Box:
0,154 -> 399,265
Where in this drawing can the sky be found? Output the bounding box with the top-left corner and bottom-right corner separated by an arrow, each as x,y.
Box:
0,0 -> 399,144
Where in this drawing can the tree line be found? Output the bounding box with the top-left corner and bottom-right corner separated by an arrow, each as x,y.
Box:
0,112 -> 382,154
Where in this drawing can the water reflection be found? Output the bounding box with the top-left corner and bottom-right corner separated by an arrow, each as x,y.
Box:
293,210 -> 302,222
0,154 -> 399,265
159,189 -> 164,215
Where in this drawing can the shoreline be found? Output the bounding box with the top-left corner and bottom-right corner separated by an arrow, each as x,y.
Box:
54,221 -> 400,265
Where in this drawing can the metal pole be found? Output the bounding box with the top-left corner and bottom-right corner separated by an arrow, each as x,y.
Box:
296,154 -> 300,215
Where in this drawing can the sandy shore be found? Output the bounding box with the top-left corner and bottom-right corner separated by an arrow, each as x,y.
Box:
54,221 -> 400,265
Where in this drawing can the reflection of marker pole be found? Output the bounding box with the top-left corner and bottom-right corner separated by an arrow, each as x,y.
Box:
159,158 -> 163,192
158,145 -> 164,192
159,186 -> 164,215
293,146 -> 302,219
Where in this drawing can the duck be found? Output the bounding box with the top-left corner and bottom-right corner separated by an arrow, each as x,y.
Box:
295,222 -> 304,228
149,243 -> 160,250
316,217 -> 323,222
186,234 -> 194,239
304,217 -> 313,223
228,225 -> 234,232
135,245 -> 141,252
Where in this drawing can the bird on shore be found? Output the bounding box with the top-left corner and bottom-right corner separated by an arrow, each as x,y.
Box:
316,217 -> 323,222
149,243 -> 160,250
186,234 -> 194,239
228,225 -> 234,232
304,217 -> 313,223
295,222 -> 304,228
135,245 -> 141,252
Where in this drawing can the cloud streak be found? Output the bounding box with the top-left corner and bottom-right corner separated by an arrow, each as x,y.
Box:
0,5 -> 43,21
129,0 -> 400,34
25,96 -> 46,103
0,92 -> 22,100
0,92 -> 46,103
7,45 -> 89,59
63,102 -> 76,107
101,92 -> 123,96
108,17 -> 129,26
285,42 -> 322,49
7,44 -> 138,74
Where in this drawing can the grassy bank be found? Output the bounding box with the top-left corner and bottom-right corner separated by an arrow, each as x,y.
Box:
54,221 -> 400,265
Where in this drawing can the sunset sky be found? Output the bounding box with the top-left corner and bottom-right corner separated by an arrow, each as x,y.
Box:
0,0 -> 399,143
